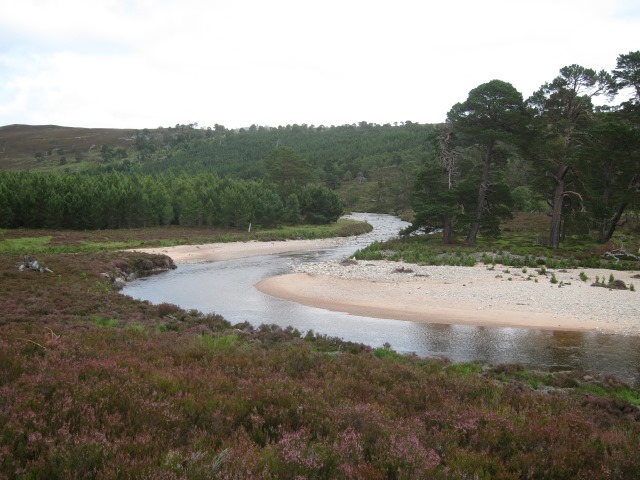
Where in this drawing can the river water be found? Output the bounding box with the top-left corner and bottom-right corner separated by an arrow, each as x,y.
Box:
123,213 -> 640,386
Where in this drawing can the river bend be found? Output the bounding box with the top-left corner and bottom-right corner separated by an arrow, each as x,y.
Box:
122,213 -> 640,385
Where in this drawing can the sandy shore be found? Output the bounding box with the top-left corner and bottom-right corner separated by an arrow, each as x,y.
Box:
132,241 -> 640,335
257,261 -> 640,335
130,237 -> 348,263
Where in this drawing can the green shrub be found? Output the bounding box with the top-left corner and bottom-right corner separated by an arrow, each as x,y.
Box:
447,362 -> 484,376
197,333 -> 239,351
91,317 -> 119,328
374,343 -> 402,360
126,322 -> 146,333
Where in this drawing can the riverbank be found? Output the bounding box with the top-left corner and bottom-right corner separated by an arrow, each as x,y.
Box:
133,241 -> 640,336
129,237 -> 349,262
257,259 -> 640,336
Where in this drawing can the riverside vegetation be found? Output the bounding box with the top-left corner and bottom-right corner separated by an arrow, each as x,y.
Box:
2,220 -> 640,479
356,213 -> 640,274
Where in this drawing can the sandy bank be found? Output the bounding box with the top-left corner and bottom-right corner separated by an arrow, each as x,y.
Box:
256,261 -> 640,335
130,237 -> 348,263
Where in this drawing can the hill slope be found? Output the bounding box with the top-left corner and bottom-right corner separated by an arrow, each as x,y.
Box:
0,122 -> 434,215
0,124 -> 145,171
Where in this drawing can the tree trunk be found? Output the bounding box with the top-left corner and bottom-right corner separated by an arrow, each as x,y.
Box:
548,164 -> 570,249
599,184 -> 610,243
442,213 -> 454,245
465,215 -> 481,246
465,144 -> 493,246
600,202 -> 628,243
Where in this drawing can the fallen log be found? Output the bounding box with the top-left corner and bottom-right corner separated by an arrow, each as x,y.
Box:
602,248 -> 640,263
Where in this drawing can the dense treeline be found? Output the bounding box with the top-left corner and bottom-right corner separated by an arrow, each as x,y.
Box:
129,121 -> 433,181
45,122 -> 434,220
0,172 -> 343,230
1,123 -> 433,231
408,51 -> 640,248
99,122 -> 434,215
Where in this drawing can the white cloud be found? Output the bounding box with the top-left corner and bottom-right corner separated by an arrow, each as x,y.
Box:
0,0 -> 638,128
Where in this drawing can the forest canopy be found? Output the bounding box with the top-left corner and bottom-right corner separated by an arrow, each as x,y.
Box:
0,172 -> 343,230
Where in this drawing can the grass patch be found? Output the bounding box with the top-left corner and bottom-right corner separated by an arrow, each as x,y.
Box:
447,362 -> 484,376
373,343 -> 403,360
156,322 -> 179,333
578,383 -> 640,406
125,322 -> 146,333
0,236 -> 52,254
0,218 -> 371,255
91,317 -> 119,328
355,213 -> 640,271
196,332 -> 240,352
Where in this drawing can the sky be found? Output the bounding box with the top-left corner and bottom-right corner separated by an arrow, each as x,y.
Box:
0,0 -> 639,130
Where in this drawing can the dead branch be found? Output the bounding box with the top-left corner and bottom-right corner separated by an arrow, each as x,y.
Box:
436,123 -> 460,190
602,247 -> 640,262
17,338 -> 46,350
44,327 -> 60,341
562,190 -> 586,212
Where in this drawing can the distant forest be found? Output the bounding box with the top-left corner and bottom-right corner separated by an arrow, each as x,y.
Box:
0,51 -> 638,248
0,122 -> 434,229
120,121 -> 434,217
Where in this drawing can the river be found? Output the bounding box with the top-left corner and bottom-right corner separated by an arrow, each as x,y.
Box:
122,213 -> 640,386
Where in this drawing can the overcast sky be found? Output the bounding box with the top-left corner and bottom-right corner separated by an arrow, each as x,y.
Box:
1,0 -> 638,130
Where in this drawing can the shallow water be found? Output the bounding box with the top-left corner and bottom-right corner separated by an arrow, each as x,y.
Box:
122,213 -> 640,385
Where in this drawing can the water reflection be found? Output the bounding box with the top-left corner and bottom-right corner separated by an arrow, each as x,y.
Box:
122,213 -> 640,386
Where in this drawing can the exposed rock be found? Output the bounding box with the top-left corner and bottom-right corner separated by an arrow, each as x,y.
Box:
106,253 -> 177,290
18,256 -> 53,273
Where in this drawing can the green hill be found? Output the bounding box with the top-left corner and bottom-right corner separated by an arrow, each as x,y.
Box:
0,122 -> 435,216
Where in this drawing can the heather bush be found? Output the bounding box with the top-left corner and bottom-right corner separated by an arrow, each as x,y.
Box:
3,322 -> 640,478
156,302 -> 181,317
2,251 -> 640,478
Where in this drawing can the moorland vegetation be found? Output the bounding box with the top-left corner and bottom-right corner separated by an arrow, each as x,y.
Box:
1,226 -> 640,478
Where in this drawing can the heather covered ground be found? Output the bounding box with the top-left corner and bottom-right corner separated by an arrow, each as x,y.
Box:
1,229 -> 640,478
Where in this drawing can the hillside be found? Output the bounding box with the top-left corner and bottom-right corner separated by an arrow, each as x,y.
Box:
0,124 -> 148,172
0,122 -> 435,215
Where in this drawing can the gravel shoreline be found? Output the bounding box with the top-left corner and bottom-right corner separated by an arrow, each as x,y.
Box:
285,259 -> 640,336
133,239 -> 640,335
